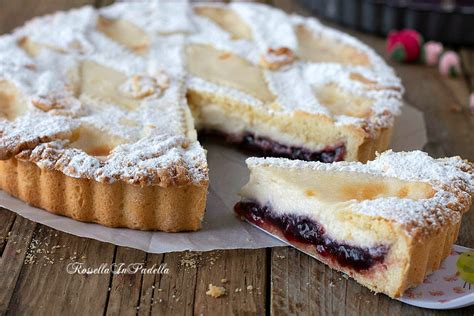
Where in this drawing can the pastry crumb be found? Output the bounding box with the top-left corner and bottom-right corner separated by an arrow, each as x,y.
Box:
220,278 -> 228,284
180,252 -> 201,269
206,284 -> 226,298
247,285 -> 253,291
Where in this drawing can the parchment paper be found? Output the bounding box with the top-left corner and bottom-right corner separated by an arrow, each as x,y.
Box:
0,103 -> 427,253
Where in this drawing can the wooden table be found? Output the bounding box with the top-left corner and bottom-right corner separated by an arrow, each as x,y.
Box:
0,1 -> 473,315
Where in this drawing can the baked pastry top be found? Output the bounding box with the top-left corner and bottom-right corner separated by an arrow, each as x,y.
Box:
185,2 -> 403,161
235,150 -> 474,296
0,2 -> 403,173
0,4 -> 208,187
0,2 -> 403,230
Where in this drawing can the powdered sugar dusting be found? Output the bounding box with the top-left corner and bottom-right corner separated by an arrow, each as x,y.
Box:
0,113 -> 79,159
0,4 -> 207,185
189,14 -> 260,64
187,76 -> 263,108
246,151 -> 474,235
0,1 -> 404,185
264,65 -> 329,115
231,2 -> 298,52
101,1 -> 195,34
189,2 -> 402,133
188,2 -> 403,129
21,135 -> 207,186
17,6 -> 97,55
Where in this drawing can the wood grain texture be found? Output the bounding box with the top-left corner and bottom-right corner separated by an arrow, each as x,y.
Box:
104,247 -> 147,316
0,0 -> 473,315
5,226 -> 115,315
192,249 -> 268,315
0,208 -> 16,256
140,251 -> 197,315
136,253 -> 166,315
0,216 -> 36,315
105,249 -> 268,315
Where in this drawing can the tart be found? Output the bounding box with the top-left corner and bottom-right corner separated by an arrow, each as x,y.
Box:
0,2 -> 402,231
234,151 -> 474,297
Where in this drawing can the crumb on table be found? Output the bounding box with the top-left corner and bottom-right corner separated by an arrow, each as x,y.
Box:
206,284 -> 226,298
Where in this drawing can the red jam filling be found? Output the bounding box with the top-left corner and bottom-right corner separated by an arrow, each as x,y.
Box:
234,200 -> 387,271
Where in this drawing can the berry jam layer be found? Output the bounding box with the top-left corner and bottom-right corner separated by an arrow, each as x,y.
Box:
234,200 -> 388,272
199,130 -> 346,162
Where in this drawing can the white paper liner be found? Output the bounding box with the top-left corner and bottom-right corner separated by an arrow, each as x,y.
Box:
0,103 -> 427,253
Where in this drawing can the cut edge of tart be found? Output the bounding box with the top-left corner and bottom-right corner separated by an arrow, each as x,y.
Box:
234,150 -> 474,297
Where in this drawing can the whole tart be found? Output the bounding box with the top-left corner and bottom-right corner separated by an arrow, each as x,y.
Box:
0,2 -> 402,231
235,151 -> 474,297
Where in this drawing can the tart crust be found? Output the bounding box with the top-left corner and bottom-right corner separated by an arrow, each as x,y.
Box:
0,158 -> 207,231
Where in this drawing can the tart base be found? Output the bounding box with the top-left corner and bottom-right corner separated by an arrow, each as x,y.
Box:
0,158 -> 208,232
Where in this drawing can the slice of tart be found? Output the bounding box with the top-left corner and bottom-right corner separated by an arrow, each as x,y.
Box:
234,151 -> 474,297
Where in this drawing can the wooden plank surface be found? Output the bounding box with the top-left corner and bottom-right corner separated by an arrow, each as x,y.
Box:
0,216 -> 36,315
0,0 -> 473,315
6,227 -> 115,315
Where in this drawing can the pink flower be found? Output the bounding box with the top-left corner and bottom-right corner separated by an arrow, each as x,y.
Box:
386,29 -> 423,62
424,41 -> 443,66
439,51 -> 461,77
